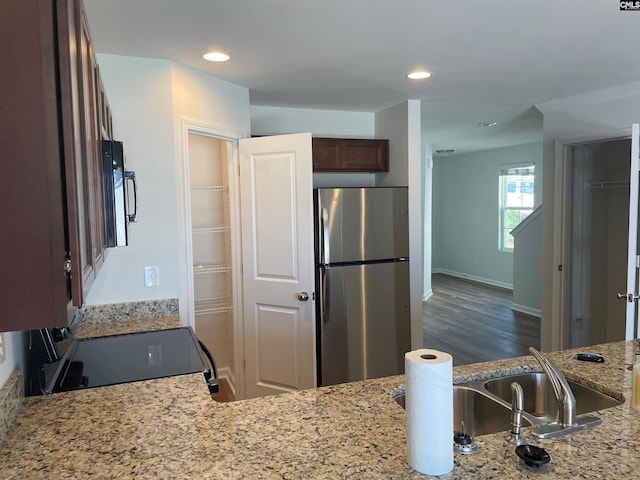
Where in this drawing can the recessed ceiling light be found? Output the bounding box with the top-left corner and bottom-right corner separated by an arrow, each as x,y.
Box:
407,71 -> 432,80
435,149 -> 455,156
203,51 -> 231,62
478,122 -> 497,127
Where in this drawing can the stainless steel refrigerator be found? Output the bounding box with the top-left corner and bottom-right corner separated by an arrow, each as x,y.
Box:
315,187 -> 411,386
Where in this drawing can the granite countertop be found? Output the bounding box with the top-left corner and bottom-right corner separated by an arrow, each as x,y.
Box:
1,336 -> 639,478
73,315 -> 182,339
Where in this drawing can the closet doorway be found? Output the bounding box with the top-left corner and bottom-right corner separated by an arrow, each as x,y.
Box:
568,138 -> 632,347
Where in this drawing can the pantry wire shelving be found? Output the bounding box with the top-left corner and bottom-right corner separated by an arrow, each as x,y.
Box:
187,133 -> 235,371
194,298 -> 233,314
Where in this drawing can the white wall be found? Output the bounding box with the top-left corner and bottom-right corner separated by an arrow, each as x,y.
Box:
537,81 -> 640,351
432,142 -> 542,288
375,100 -> 424,349
0,332 -> 23,388
85,56 -> 177,305
375,103 -> 410,187
250,105 -> 374,137
85,55 -> 250,307
511,207 -> 542,316
172,65 -> 250,135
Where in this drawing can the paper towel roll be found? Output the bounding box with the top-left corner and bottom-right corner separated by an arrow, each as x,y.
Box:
405,349 -> 454,476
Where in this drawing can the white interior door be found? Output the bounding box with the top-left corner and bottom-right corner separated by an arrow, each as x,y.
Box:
239,133 -> 315,399
623,124 -> 640,339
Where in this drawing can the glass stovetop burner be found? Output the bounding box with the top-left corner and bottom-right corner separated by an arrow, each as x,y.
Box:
51,327 -> 209,392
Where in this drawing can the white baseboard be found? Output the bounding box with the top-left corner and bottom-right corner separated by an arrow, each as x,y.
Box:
432,268 -> 513,291
422,289 -> 433,301
218,367 -> 236,398
511,303 -> 541,318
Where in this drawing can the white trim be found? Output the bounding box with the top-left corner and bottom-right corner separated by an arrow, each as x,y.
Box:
178,122 -> 195,329
422,289 -> 433,302
180,118 -> 248,142
510,205 -> 542,237
511,303 -> 541,318
550,140 -> 568,351
217,367 -> 236,400
552,129 -> 632,148
432,268 -> 513,290
626,124 -> 640,340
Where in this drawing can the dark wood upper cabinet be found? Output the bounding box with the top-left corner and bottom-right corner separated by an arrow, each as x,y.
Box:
0,0 -> 110,332
312,138 -> 389,173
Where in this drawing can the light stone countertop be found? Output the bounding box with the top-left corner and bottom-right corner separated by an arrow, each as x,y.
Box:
1,333 -> 639,478
74,315 -> 182,339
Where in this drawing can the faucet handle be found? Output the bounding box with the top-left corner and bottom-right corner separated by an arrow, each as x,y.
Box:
528,347 -> 563,399
528,346 -> 577,427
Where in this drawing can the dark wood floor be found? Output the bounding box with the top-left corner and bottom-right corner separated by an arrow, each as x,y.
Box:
211,378 -> 235,402
423,273 -> 540,366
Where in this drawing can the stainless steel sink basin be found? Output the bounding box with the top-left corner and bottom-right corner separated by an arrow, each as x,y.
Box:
483,373 -> 622,422
391,385 -> 529,437
391,370 -> 622,438
452,385 -> 532,436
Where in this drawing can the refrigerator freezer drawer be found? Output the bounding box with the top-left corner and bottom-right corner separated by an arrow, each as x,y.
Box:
319,261 -> 410,386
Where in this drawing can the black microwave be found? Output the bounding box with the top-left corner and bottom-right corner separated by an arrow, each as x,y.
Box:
102,140 -> 137,247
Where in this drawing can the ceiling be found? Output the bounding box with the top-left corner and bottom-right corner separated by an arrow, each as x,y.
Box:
83,0 -> 640,154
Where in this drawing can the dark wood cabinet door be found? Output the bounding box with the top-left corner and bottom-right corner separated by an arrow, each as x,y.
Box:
58,0 -> 105,307
312,138 -> 389,172
96,68 -> 114,140
77,3 -> 105,295
0,0 -> 70,331
0,0 -> 110,331
341,139 -> 389,172
312,138 -> 342,171
57,0 -> 87,309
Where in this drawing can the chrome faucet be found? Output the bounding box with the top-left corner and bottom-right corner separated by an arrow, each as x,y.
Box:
528,347 -> 576,427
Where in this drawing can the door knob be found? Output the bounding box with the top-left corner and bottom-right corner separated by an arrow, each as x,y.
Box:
617,292 -> 640,302
297,292 -> 309,301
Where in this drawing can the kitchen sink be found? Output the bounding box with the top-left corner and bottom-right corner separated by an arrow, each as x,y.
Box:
391,370 -> 622,438
391,385 -> 528,437
452,385 -> 532,436
483,372 -> 623,422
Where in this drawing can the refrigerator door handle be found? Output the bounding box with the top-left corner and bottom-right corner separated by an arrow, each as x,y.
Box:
321,207 -> 330,265
320,266 -> 330,324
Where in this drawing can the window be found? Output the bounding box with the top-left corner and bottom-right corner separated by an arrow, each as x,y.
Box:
499,163 -> 535,251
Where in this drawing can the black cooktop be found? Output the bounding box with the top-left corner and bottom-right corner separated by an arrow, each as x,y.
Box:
50,327 -> 209,392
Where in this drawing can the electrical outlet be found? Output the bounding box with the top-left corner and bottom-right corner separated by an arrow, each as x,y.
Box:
144,266 -> 160,287
0,333 -> 6,364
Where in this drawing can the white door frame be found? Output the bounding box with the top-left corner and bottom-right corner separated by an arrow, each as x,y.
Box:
550,128 -> 634,350
178,118 -> 248,399
625,124 -> 640,340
